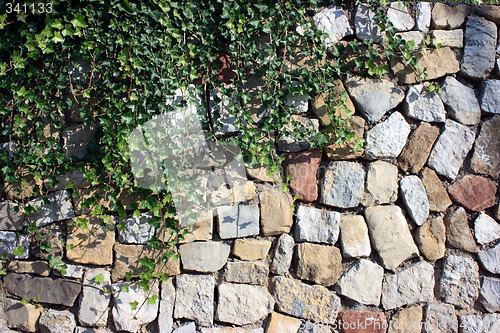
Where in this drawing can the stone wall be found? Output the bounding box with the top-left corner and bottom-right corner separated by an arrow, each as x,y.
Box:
1,2 -> 500,333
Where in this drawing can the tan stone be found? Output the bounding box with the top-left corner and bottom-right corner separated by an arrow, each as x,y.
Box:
325,115 -> 365,160
66,216 -> 115,265
5,171 -> 43,200
232,238 -> 272,261
246,166 -> 281,182
312,80 -> 355,126
388,306 -> 423,333
267,312 -> 302,333
415,217 -> 446,261
283,47 -> 327,72
432,3 -> 470,29
296,243 -> 342,287
31,222 -> 65,260
259,190 -> 293,236
340,215 -> 371,258
444,206 -> 478,253
475,5 -> 500,24
362,160 -> 399,207
175,212 -> 213,243
421,168 -> 452,212
7,260 -> 50,276
398,122 -> 439,174
4,297 -> 42,332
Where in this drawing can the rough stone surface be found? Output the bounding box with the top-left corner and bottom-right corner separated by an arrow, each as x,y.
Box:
39,310 -> 76,333
173,323 -> 196,333
7,260 -> 50,276
224,261 -> 268,285
335,259 -> 383,306
79,269 -> 111,327
286,149 -> 322,202
313,6 -> 353,46
398,122 -> 439,174
159,279 -> 175,333
439,76 -> 481,125
480,80 -> 500,114
179,241 -> 230,273
431,3 -> 470,29
399,175 -> 429,226
382,261 -> 435,310
0,202 -> 25,231
178,212 -> 213,243
216,283 -> 274,325
362,160 -> 398,206
278,115 -> 320,153
201,329 -> 263,333
388,306 -> 423,333
320,161 -> 365,209
267,312 -> 302,333
474,212 -> 500,245
59,264 -> 85,280
270,233 -> 295,275
423,303 -> 458,333
0,231 -> 29,259
286,94 -> 308,114
44,170 -> 89,191
387,2 -> 415,31
259,190 -> 293,236
232,238 -> 272,261
117,212 -> 155,244
478,242 -> 500,274
324,115 -> 365,160
271,276 -> 341,325
345,77 -> 404,122
483,313 -> 500,332
428,119 -> 476,180
174,274 -> 214,326
217,204 -> 259,239
295,205 -> 340,245
337,311 -> 387,333
471,115 -> 500,178
312,80 -> 355,126
430,29 -> 463,48
365,112 -> 411,160
63,125 -> 94,160
440,254 -> 480,308
479,277 -> 500,313
395,31 -> 425,50
421,168 -> 452,212
444,206 -> 478,253
415,217 -> 446,261
448,175 -> 497,212
459,315 -> 483,333
27,190 -> 75,227
296,243 -> 342,286
246,166 -> 279,183
339,215 -> 371,258
364,205 -> 419,270
355,5 -> 384,41
403,85 -> 446,123
4,297 -> 42,332
461,16 -> 497,80
415,2 -> 431,32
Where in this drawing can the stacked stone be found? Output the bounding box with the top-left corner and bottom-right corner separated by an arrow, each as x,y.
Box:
1,2 -> 500,333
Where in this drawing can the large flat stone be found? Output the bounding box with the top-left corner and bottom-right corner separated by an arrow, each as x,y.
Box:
448,175 -> 497,212
259,190 -> 293,236
421,168 -> 452,212
174,274 -> 214,326
320,161 -> 365,209
224,261 -> 268,285
362,160 -> 398,206
339,215 -> 371,258
399,175 -> 429,226
313,5 -> 353,46
217,204 -> 259,239
354,5 -> 384,41
295,205 -> 340,245
403,85 -> 446,123
444,206 -> 478,253
232,238 -> 272,261
159,279 -> 175,333
79,269 -> 111,327
26,190 -> 75,227
474,212 -> 500,245
39,310 -> 76,333
266,312 -> 302,333
398,122 -> 439,174
471,116 -> 500,178
440,254 -> 480,308
431,3 -> 470,29
296,243 -> 342,286
438,76 -> 481,125
415,2 -> 431,32
286,149 -> 321,202
338,311 -> 387,333
0,202 -> 25,231
179,241 -> 230,273
365,112 -> 411,160
430,29 -> 463,48
423,303 -> 458,333
7,260 -> 50,276
335,259 -> 383,306
4,297 -> 42,332
387,1 -> 414,31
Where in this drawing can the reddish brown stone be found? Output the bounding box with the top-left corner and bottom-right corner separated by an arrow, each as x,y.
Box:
285,149 -> 322,202
398,122 -> 439,174
338,311 -> 387,333
448,175 -> 497,212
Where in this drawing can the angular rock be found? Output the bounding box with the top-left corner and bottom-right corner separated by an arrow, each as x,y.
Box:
63,125 -> 94,160
440,254 -> 480,308
246,166 -> 279,183
4,297 -> 42,332
232,238 -> 272,261
173,323 -> 196,333
438,76 -> 481,125
474,212 -> 500,245
224,261 -> 268,285
431,3 -> 470,29
27,190 -> 74,227
324,115 -> 365,160
259,190 -> 293,236
159,279 -> 175,333
296,243 -> 342,286
337,311 -> 387,333
312,80 -> 355,126
398,122 -> 439,174
362,160 -> 398,206
217,204 -> 259,239
339,215 -> 371,258
313,6 -> 353,46
423,303 -> 458,333
365,112 -> 411,160
270,234 -> 295,275
475,5 -> 500,24
286,149 -> 321,202
387,2 -> 415,31
421,168 -> 452,212
415,217 -> 446,261
0,202 -> 25,231
267,312 -> 302,333
415,2 -> 431,32
364,205 -> 419,270
388,306 -> 423,333
399,175 -> 430,226
7,260 -> 50,276
117,212 -> 155,244
178,212 -> 213,243
345,77 -> 404,122
459,315 -> 483,333
112,281 -> 159,332
39,310 -> 76,333
478,242 -> 500,274
395,31 -> 425,50
355,5 -> 384,41
179,241 -> 230,273
286,94 -> 308,114
320,161 -> 365,209
428,119 -> 476,179
174,274 -> 214,326
271,276 -> 341,325
461,16 -> 497,80
448,175 -> 497,212
471,115 -> 500,178
58,264 -> 85,279
216,283 -> 274,325
480,80 -> 500,114
403,85 -> 446,123
0,231 -> 29,259
79,269 -> 111,327
277,115 -> 319,153
335,259 -> 383,306
444,206 -> 478,253
382,261 -> 435,310
295,205 -> 340,245
483,313 -> 500,332
430,29 -> 463,48
479,277 -> 500,313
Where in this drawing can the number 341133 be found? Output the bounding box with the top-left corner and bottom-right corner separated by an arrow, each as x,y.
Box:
6,2 -> 53,14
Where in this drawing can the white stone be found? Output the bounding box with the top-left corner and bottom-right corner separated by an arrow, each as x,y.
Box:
440,254 -> 480,309
117,212 -> 155,244
339,215 -> 371,259
474,212 -> 500,245
362,160 -> 399,206
313,5 -> 353,46
179,241 -> 230,273
173,322 -> 196,333
399,176 -> 429,226
387,2 -> 415,31
459,315 -> 483,333
483,313 -> 500,332
79,269 -> 111,327
39,310 -> 76,333
430,30 -> 463,48
415,2 -> 431,32
423,303 -> 458,333
480,79 -> 500,114
439,76 -> 481,125
216,205 -> 259,239
395,31 -> 425,50
320,161 -> 365,209
270,233 -> 295,275
295,205 -> 340,245
365,112 -> 411,160
403,84 -> 446,123
480,277 -> 500,313
59,264 -> 85,279
159,279 -> 175,333
0,231 -> 29,259
27,190 -> 75,227
335,259 -> 383,306
355,5 -> 384,41
174,274 -> 214,326
478,242 -> 500,274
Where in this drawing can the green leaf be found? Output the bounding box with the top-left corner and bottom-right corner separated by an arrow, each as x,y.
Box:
93,273 -> 105,284
147,294 -> 158,305
20,299 -> 29,305
129,300 -> 139,310
121,285 -> 130,292
13,246 -> 25,256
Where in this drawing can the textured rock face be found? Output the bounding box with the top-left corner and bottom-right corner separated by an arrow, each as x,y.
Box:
27,190 -> 75,227
216,204 -> 259,239
335,259 -> 384,306
387,2 -> 414,31
395,31 -> 425,50
365,112 -> 411,160
480,277 -> 500,313
259,190 -> 293,236
440,254 -> 480,308
483,313 -> 500,332
438,76 -> 481,125
474,212 -> 500,245
338,311 -> 387,333
286,149 -> 322,202
399,176 -> 430,226
403,85 -> 446,123
224,261 -> 268,285
173,323 -> 196,333
339,215 -> 371,258
266,312 -> 302,333
354,5 -> 383,41
312,80 -> 355,126
117,213 -> 155,244
270,233 -> 295,275
324,115 -> 365,160
8,260 -> 50,276
461,16 -> 497,80
388,306 -> 423,333
459,315 -> 483,333
398,122 -> 439,174
295,205 -> 340,245
0,202 -> 25,230
320,161 -> 365,209
0,231 -> 29,259
448,175 -> 497,212
174,274 -> 214,326
423,303 -> 458,333
79,269 -> 111,326
421,168 -> 452,212
296,243 -> 342,286
363,160 -> 398,206
179,241 -> 230,273
478,242 -> 500,274
232,239 -> 272,261
480,80 -> 500,114
216,283 -> 274,325
271,276 -> 341,325
4,297 -> 42,332
415,2 -> 431,32
430,29 -> 463,48
364,206 -> 419,270
415,217 -> 446,261
277,115 -> 319,152
159,279 -> 175,333
39,310 -> 76,333
471,115 -> 500,178
444,206 -> 478,253
431,3 -> 470,29
313,6 -> 352,46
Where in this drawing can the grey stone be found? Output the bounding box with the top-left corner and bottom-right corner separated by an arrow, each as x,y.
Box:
470,115 -> 500,178
478,242 -> 500,274
59,264 -> 85,279
428,119 -> 476,179
79,269 -> 111,327
158,279 -> 175,333
363,161 -> 398,206
210,87 -> 239,136
474,212 -> 500,245
173,322 -> 196,333
39,310 -> 76,333
395,31 -> 425,50
335,259 -> 383,306
3,297 -> 42,332
364,205 -> 419,270
320,161 -> 365,209
461,16 -> 497,80
387,2 -> 415,31
415,2 -> 431,32
174,274 -> 214,326
483,313 -> 500,332
459,315 -> 483,333
403,84 -> 446,123
480,79 -> 500,114
295,205 -> 340,245
354,5 -> 383,41
217,205 -> 259,239
74,328 -> 113,333
179,241 -> 230,273
270,233 -> 295,275
224,261 -> 268,285
0,141 -> 15,157
201,329 -> 263,333
439,76 -> 481,125
381,261 -> 435,310
339,215 -> 371,258
43,170 -> 89,191
286,94 -> 309,114
27,190 -> 75,227
0,231 -> 29,259
430,29 -> 463,48
63,125 -> 94,160
431,3 -> 470,29
345,77 -> 404,122
423,303 -> 458,333
313,5 -> 353,46
399,175 -> 429,226
0,202 -> 25,231
117,212 -> 155,244
365,112 -> 411,160
480,277 -> 500,313
112,281 -> 159,332
277,115 -> 319,153
440,254 -> 480,308
216,283 -> 274,325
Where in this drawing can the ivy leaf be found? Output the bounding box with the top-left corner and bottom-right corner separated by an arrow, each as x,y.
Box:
129,300 -> 139,310
93,273 -> 105,284
147,294 -> 158,305
13,246 -> 25,256
20,299 -> 29,305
